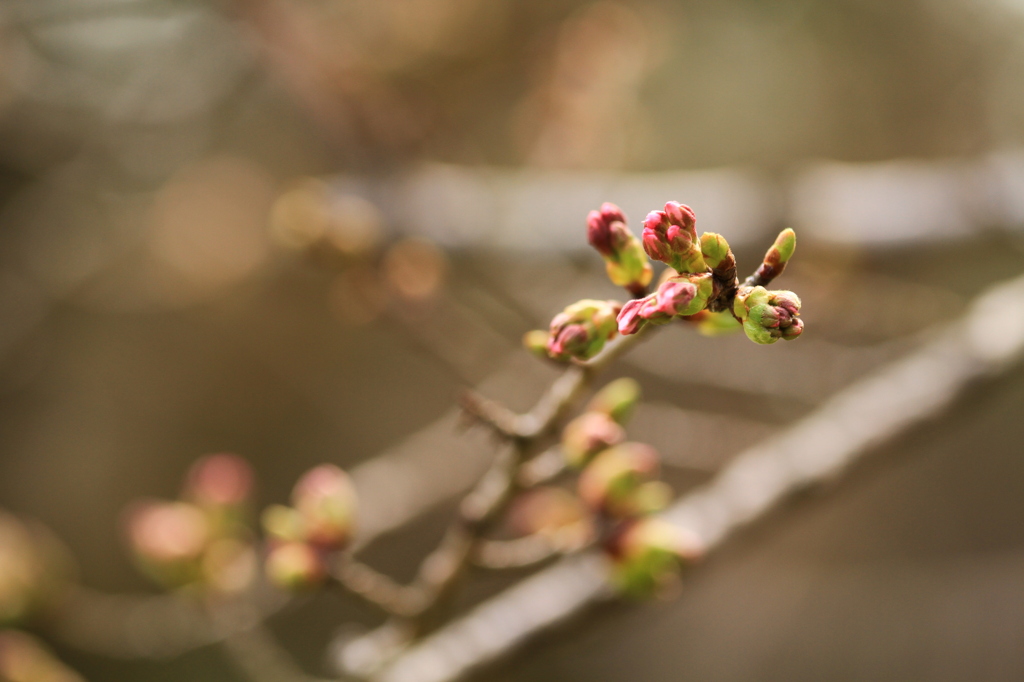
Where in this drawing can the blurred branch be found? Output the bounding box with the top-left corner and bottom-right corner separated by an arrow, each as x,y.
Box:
348,272 -> 1024,682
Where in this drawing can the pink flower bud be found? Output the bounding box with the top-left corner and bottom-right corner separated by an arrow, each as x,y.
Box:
643,278 -> 697,318
641,202 -> 706,273
291,465 -> 357,550
616,298 -> 647,335
586,203 -> 629,257
561,412 -> 625,468
577,443 -> 661,518
125,501 -> 209,587
605,517 -> 702,597
184,453 -> 254,508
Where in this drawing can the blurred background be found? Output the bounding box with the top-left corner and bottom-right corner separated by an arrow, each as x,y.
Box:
2,0 -> 1024,679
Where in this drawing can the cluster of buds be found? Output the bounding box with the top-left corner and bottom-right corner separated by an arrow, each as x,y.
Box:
587,203 -> 653,295
0,513 -> 73,628
527,201 -> 803,361
261,464 -> 357,591
0,630 -> 83,682
557,380 -> 701,597
125,454 -> 257,594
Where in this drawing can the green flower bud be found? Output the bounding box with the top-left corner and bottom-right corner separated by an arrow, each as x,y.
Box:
587,203 -> 654,293
546,299 -> 621,362
0,513 -> 74,627
606,518 -> 702,598
733,286 -> 803,344
261,504 -> 306,544
561,412 -> 625,468
577,443 -> 661,518
698,232 -> 731,269
522,330 -> 550,359
747,228 -> 797,286
264,542 -> 325,591
586,378 -> 642,425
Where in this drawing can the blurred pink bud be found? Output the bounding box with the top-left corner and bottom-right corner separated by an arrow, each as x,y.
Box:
616,298 -> 646,335
561,412 -> 625,468
546,300 -> 620,361
605,517 -> 703,597
291,465 -> 357,550
586,203 -> 629,257
644,278 -> 696,318
577,443 -> 661,518
127,502 -> 209,566
185,453 -> 254,508
264,542 -> 325,591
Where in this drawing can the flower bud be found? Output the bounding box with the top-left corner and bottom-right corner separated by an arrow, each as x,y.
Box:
184,453 -> 254,509
0,630 -> 84,682
522,329 -> 550,358
0,514 -> 73,626
546,299 -> 621,361
587,203 -> 653,293
586,378 -> 641,424
126,501 -> 209,588
616,273 -> 713,335
605,518 -> 702,598
748,228 -> 797,285
733,286 -> 803,344
698,232 -> 731,269
261,504 -> 306,544
264,542 -> 325,591
641,202 -> 707,274
561,412 -> 625,468
577,443 -> 661,518
507,488 -> 593,549
291,465 -> 357,550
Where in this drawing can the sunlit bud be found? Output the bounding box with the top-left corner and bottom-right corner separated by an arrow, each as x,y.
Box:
561,412 -> 625,468
522,330 -> 550,359
184,453 -> 254,508
577,443 -> 661,518
734,286 -> 803,345
126,502 -> 209,588
261,504 -> 307,544
696,310 -> 742,337
699,232 -> 731,269
291,465 -> 357,550
641,202 -> 707,274
201,539 -> 258,595
264,542 -> 325,591
546,299 -> 621,361
507,488 -> 593,549
0,514 -> 73,626
586,378 -> 642,424
605,517 -> 702,598
750,228 -> 797,285
618,273 -> 713,335
587,203 -> 653,293
0,630 -> 85,682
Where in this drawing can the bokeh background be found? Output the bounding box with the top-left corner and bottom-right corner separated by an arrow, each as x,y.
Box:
2,0 -> 1024,680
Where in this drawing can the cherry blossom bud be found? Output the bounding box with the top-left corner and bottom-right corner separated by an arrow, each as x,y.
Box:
586,378 -> 641,424
749,228 -> 797,285
605,517 -> 702,597
561,412 -> 625,468
0,630 -> 84,682
184,453 -> 254,508
507,488 -> 593,549
641,202 -> 707,274
587,203 -> 653,293
126,501 -> 209,588
546,299 -> 621,362
577,443 -> 661,518
616,273 -> 713,335
733,286 -> 803,344
261,504 -> 306,544
616,298 -> 646,335
0,513 -> 73,626
698,232 -> 731,269
291,465 -> 357,550
522,330 -> 550,358
265,542 -> 325,591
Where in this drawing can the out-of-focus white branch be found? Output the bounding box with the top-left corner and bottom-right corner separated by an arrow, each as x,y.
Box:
351,273 -> 1024,682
